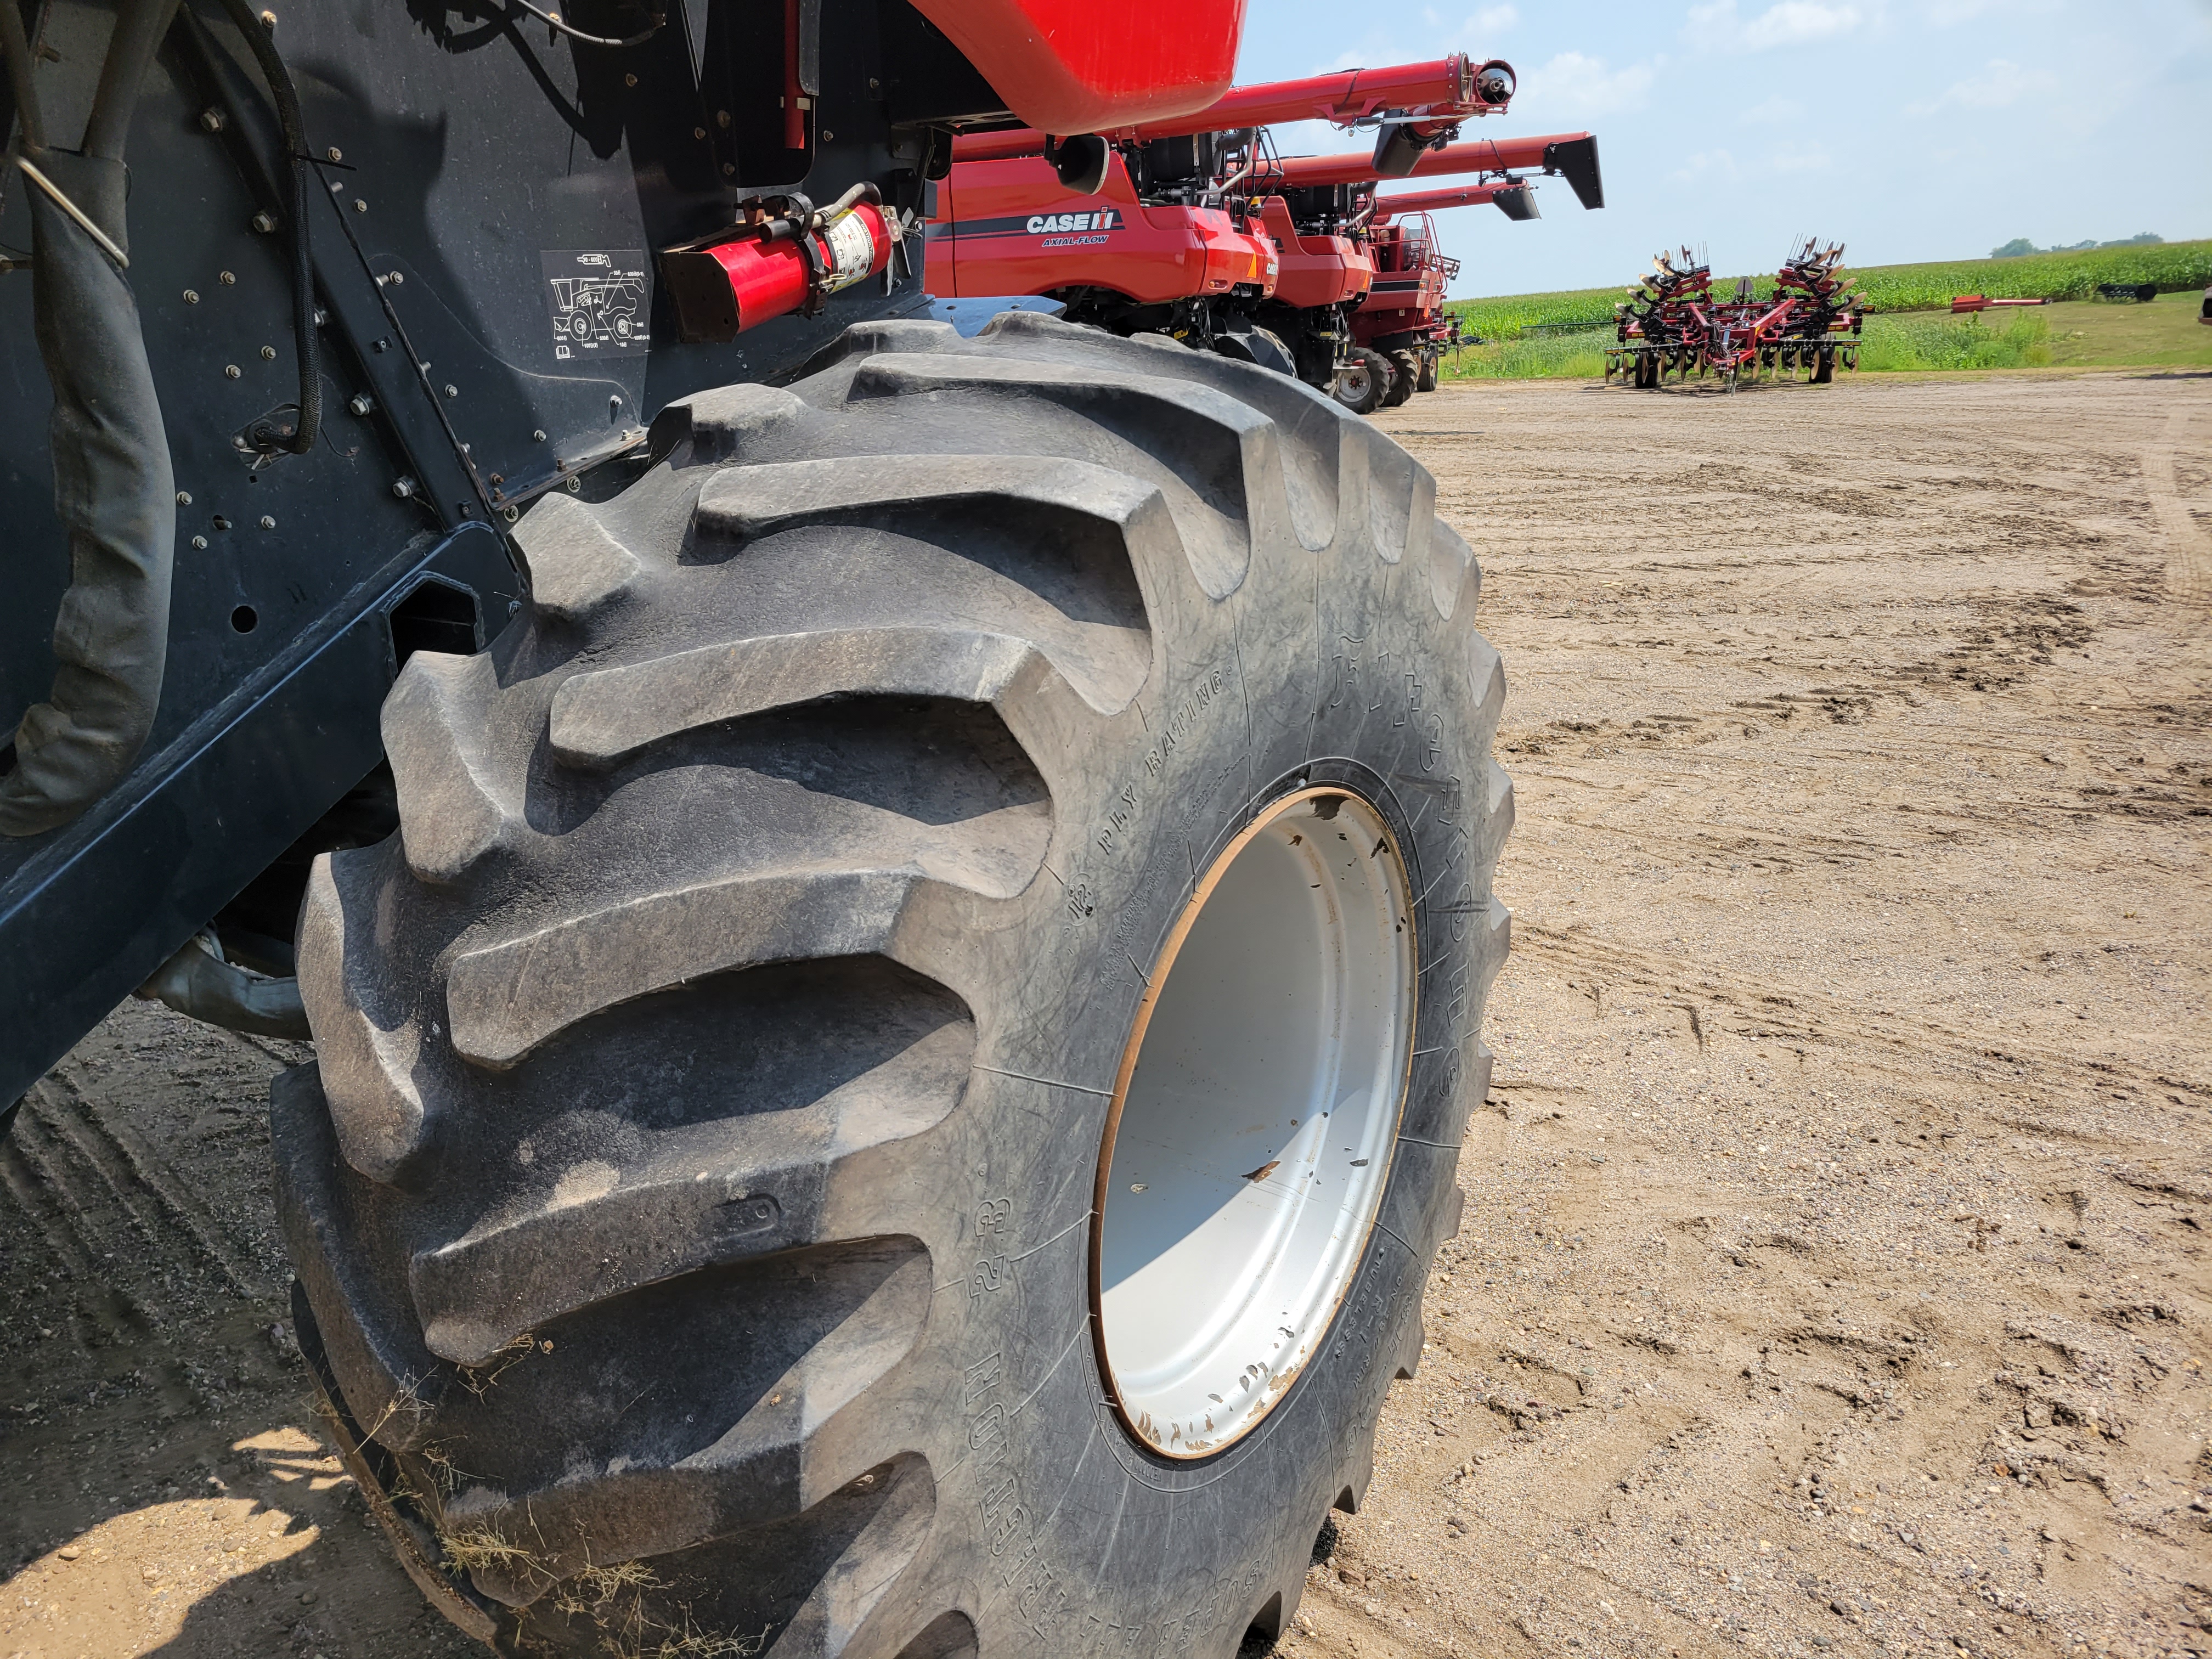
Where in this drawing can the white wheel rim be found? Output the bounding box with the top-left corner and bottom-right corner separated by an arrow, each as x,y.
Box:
1337,366 -> 1370,401
1091,787 -> 1417,1458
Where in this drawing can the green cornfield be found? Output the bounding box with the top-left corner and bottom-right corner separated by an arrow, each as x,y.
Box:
1439,309 -> 2060,381
1449,239 -> 2212,342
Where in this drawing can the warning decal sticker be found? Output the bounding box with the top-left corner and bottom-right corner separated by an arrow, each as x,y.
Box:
540,250 -> 651,359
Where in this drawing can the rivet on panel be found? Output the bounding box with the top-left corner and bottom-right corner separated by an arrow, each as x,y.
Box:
251,211 -> 275,233
224,365 -> 241,379
176,491 -> 193,506
353,199 -> 368,213
261,345 -> 278,360
183,289 -> 199,303
218,270 -> 236,285
258,515 -> 276,530
199,108 -> 227,132
325,146 -> 343,162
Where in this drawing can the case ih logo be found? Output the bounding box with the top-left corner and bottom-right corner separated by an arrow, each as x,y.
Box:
1026,210 -> 1121,235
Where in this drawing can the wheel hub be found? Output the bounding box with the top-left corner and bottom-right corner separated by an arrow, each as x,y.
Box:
1091,786 -> 1417,1458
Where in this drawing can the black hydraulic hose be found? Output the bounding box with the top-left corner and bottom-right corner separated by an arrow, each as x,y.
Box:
0,0 -> 179,837
215,0 -> 317,454
83,0 -> 179,159
0,0 -> 44,152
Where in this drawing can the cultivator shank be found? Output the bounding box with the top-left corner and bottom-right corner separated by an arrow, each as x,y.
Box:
1609,238 -> 1865,389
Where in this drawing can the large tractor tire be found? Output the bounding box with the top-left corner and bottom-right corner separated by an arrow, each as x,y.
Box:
278,313 -> 1511,1659
1383,349 -> 1419,408
1331,346 -> 1391,415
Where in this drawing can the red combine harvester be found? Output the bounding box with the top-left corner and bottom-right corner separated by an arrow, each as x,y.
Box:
929,57 -> 1515,371
1247,132 -> 1605,410
1257,179 -> 1513,413
934,111 -> 1600,409
1351,211 -> 1459,406
1610,240 -> 1865,389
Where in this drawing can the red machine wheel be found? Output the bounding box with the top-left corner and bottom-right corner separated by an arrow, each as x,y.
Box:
1416,352 -> 1440,393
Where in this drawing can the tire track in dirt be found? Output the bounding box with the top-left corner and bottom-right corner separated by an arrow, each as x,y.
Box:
1,1003 -> 479,1658
2142,407 -> 2212,611
1272,374 -> 2212,1659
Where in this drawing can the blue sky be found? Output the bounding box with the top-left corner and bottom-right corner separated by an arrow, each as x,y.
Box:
1233,0 -> 2212,296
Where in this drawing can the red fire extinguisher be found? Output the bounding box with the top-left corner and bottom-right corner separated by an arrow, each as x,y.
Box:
661,184 -> 896,343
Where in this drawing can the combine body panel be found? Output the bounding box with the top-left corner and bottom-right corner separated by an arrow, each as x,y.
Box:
1256,197 -> 1374,309
930,153 -> 1277,303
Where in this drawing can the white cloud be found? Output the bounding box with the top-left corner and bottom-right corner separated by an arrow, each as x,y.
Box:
1908,58 -> 2058,113
1925,0 -> 2057,24
1671,142 -> 1830,184
1468,3 -> 1517,33
1513,50 -> 1656,119
1687,0 -> 1867,52
1739,93 -> 1807,123
1672,147 -> 1741,184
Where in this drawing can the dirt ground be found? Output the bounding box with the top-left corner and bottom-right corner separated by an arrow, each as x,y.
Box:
3,369 -> 2208,1659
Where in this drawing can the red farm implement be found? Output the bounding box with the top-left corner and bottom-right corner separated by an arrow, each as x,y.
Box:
1609,240 -> 1866,390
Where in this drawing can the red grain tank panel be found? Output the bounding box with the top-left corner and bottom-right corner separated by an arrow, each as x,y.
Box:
931,155 -> 1277,304
1255,198 -> 1372,310
910,0 -> 1245,136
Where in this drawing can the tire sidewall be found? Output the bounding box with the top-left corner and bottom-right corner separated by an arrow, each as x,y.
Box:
926,421 -> 1503,1652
